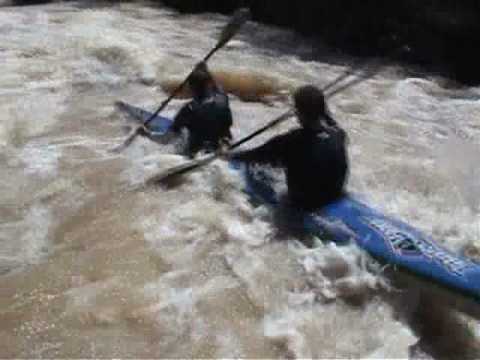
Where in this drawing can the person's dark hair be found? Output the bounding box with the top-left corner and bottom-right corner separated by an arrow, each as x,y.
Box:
293,85 -> 327,122
188,62 -> 215,96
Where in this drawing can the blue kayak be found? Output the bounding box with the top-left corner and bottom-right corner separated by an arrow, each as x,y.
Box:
117,101 -> 480,302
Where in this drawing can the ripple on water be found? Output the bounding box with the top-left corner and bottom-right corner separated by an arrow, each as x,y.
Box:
1,1 -> 480,358
0,204 -> 52,274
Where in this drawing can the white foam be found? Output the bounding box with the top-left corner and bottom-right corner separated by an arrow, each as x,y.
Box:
20,143 -> 61,178
1,2 -> 479,358
263,300 -> 416,358
0,203 -> 52,272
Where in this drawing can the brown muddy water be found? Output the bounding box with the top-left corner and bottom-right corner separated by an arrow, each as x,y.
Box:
1,1 -> 480,358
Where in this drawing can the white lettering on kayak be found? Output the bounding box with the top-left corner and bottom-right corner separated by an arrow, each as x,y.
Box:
363,217 -> 472,276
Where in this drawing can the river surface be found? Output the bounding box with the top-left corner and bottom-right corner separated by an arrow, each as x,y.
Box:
1,1 -> 480,358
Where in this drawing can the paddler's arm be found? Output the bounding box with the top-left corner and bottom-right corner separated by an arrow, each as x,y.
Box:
323,113 -> 339,128
147,102 -> 193,142
138,102 -> 192,144
170,102 -> 193,133
228,134 -> 288,166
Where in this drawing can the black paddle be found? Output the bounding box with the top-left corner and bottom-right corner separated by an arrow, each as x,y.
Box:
143,50 -> 386,186
112,8 -> 250,153
144,110 -> 294,185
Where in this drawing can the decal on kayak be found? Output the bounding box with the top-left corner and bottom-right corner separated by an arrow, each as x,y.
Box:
363,217 -> 473,276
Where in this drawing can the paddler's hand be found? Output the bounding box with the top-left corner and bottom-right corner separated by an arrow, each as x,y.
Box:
219,137 -> 231,151
216,139 -> 231,159
217,149 -> 232,160
194,61 -> 208,73
216,137 -> 231,159
137,125 -> 153,137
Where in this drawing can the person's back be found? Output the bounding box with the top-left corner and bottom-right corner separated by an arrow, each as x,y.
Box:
171,63 -> 233,157
231,85 -> 349,210
281,126 -> 347,210
178,89 -> 232,155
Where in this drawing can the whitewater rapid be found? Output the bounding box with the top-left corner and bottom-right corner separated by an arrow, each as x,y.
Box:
1,1 -> 479,358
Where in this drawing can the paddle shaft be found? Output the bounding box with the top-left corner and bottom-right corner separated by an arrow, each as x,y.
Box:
143,44 -> 223,128
229,72 -> 361,154
146,110 -> 293,184
228,110 -> 293,151
142,42 -> 387,184
113,8 -> 250,152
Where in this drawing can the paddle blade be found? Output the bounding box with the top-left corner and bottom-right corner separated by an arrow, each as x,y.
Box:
146,154 -> 218,185
217,8 -> 250,48
110,127 -> 141,153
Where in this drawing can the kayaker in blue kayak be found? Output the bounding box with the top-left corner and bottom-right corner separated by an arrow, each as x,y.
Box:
230,85 -> 349,210
141,62 -> 233,158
